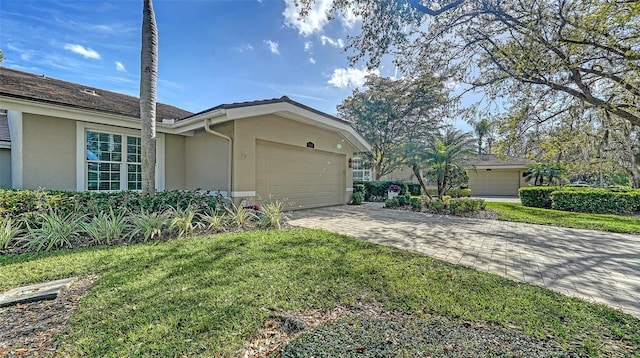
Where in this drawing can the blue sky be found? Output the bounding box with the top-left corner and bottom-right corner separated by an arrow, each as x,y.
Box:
0,0 -> 394,116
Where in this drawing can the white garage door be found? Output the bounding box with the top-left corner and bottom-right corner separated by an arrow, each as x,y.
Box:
468,170 -> 520,196
255,140 -> 346,209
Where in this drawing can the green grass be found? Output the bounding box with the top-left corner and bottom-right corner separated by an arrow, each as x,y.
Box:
1,229 -> 638,357
487,202 -> 640,234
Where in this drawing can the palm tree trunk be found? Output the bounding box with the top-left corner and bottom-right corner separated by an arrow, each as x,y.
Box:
412,164 -> 433,200
140,0 -> 158,196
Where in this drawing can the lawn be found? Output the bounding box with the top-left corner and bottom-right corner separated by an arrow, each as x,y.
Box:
487,202 -> 640,234
1,229 -> 638,357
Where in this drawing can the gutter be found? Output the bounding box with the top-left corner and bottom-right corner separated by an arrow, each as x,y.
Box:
203,118 -> 233,198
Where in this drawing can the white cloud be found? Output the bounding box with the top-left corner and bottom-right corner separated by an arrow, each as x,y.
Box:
235,43 -> 254,52
115,61 -> 126,72
282,0 -> 332,37
63,44 -> 101,59
309,57 -> 317,64
328,67 -> 379,88
320,35 -> 344,48
340,7 -> 360,28
264,40 -> 280,55
304,41 -> 313,52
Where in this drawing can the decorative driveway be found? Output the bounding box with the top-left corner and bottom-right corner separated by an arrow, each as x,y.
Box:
289,203 -> 640,318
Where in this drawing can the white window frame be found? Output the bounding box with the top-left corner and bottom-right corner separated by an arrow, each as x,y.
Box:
76,122 -> 165,191
351,157 -> 372,182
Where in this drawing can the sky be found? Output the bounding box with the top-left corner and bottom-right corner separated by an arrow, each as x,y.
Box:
0,0 -> 394,117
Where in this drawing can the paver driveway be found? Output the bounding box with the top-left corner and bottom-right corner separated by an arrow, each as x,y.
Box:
289,203 -> 640,318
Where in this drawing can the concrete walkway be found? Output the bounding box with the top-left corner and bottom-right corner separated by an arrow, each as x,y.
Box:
289,203 -> 640,318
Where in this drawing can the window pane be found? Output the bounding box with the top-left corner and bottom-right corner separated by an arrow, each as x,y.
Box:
127,163 -> 142,190
87,131 -> 122,162
127,136 -> 141,163
87,161 -> 121,191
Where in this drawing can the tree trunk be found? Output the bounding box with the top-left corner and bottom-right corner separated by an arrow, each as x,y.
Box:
412,164 -> 433,200
140,0 -> 158,196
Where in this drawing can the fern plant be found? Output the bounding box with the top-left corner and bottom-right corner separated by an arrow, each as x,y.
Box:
20,210 -> 85,252
81,208 -> 131,245
0,217 -> 23,250
129,210 -> 169,242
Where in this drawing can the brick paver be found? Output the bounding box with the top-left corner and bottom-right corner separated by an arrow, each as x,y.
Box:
289,203 -> 640,318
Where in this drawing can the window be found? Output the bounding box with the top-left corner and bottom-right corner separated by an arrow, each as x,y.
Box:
351,157 -> 372,182
86,131 -> 141,191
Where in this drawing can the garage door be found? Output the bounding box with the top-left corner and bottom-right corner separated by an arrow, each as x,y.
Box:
468,170 -> 520,196
255,140 -> 346,209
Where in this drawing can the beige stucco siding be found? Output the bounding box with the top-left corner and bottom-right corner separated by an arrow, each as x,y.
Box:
184,129 -> 229,191
164,134 -> 185,190
22,114 -> 76,190
232,114 -> 354,204
0,148 -> 10,188
467,168 -> 527,196
378,167 -> 417,183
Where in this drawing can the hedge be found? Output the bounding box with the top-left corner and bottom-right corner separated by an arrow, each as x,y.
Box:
354,181 -> 421,201
518,187 -> 560,208
551,189 -> 640,214
0,189 -> 220,220
424,188 -> 471,198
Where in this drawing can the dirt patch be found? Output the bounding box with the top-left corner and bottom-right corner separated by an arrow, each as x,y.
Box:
0,275 -> 97,357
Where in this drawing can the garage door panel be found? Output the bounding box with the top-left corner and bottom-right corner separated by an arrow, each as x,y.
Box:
255,140 -> 346,209
468,170 -> 520,196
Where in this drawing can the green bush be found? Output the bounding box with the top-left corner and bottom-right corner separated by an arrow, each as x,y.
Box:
354,181 -> 421,201
428,199 -> 445,213
397,194 -> 410,206
353,184 -> 366,198
351,192 -> 364,205
551,189 -> 640,214
519,187 -> 560,208
384,198 -> 400,209
409,197 -> 423,211
424,188 -> 471,198
448,198 -> 486,214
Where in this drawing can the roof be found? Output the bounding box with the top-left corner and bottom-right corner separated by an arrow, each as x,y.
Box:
0,67 -> 193,121
0,111 -> 9,143
465,154 -> 535,168
185,95 -> 352,125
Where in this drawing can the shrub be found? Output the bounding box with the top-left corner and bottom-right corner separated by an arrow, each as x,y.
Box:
130,210 -> 169,242
448,198 -> 486,214
354,181 -> 421,201
397,194 -> 410,206
353,184 -> 366,198
260,200 -> 288,229
0,217 -> 22,250
409,197 -> 423,211
20,210 -> 85,252
519,187 -> 560,208
551,189 -> 639,214
168,206 -> 198,238
226,204 -> 258,228
351,192 -> 364,205
428,199 -> 445,213
424,188 -> 471,198
81,208 -> 131,245
384,198 -> 400,208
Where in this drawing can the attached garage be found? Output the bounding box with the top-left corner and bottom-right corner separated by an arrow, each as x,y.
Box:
256,140 -> 346,209
465,155 -> 534,197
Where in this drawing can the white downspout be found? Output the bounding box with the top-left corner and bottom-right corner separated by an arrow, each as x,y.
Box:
203,118 -> 232,198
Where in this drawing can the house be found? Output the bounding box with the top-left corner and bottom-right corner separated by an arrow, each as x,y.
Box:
0,68 -> 370,209
465,154 -> 534,196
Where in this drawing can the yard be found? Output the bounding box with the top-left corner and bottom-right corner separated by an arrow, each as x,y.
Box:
1,228 -> 638,357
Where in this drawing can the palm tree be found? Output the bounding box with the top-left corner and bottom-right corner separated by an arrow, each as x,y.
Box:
422,128 -> 475,199
524,164 -> 546,186
472,118 -> 491,154
140,0 -> 158,196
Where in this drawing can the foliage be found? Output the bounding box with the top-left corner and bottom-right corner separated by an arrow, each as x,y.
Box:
428,199 -> 445,213
168,206 -> 197,238
448,198 -> 487,215
384,198 -> 399,209
339,75 -> 448,180
0,217 -> 22,250
487,202 -> 640,234
388,184 -> 402,192
354,181 -> 421,201
518,187 -> 560,208
353,184 -> 366,197
424,188 -> 471,198
1,229 -> 638,356
551,189 -> 639,215
81,208 -> 131,246
351,192 -> 364,205
20,210 -> 85,252
129,210 -> 169,242
409,196 -> 422,211
523,163 -> 567,186
259,200 -> 288,229
226,204 -> 257,228
423,165 -> 469,192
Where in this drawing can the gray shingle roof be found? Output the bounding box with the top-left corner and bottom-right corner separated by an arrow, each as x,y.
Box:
0,67 -> 193,121
466,154 -> 535,167
0,112 -> 9,143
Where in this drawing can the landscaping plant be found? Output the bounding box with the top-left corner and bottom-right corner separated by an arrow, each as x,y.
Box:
81,208 -> 131,246
0,217 -> 22,250
197,209 -> 227,233
226,203 -> 257,228
259,200 -> 288,229
129,210 -> 169,242
169,206 -> 198,238
20,210 -> 85,252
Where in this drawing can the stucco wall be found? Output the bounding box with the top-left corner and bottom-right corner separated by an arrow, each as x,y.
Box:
232,114 -> 355,202
165,134 -> 185,190
0,148 -> 10,188
22,114 -> 76,190
378,167 -> 418,183
184,129 -> 229,192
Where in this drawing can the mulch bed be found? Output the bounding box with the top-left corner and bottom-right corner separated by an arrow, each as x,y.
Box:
0,275 -> 97,357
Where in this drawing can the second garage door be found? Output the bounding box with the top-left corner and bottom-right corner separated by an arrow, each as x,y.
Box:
255,140 -> 346,209
467,170 -> 521,196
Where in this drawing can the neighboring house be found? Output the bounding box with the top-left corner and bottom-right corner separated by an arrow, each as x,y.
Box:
0,68 -> 370,209
0,110 -> 10,188
465,154 -> 534,196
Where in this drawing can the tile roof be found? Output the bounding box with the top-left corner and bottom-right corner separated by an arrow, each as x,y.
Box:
0,67 -> 193,121
185,95 -> 352,125
0,112 -> 9,143
466,154 -> 535,167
